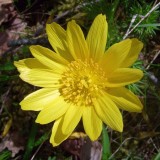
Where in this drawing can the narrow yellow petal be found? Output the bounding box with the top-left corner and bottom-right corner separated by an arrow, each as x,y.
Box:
50,117 -> 71,147
30,45 -> 67,73
20,88 -> 60,111
69,132 -> 87,139
46,22 -> 66,52
100,39 -> 132,74
82,106 -> 102,140
107,87 -> 143,112
20,69 -> 61,88
46,23 -> 73,61
14,58 -> 47,73
62,105 -> 83,134
86,14 -> 108,61
106,68 -> 143,87
67,20 -> 89,60
36,96 -> 69,124
93,91 -> 123,132
120,38 -> 143,67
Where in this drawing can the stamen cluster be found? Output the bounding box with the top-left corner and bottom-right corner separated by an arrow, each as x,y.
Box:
59,59 -> 107,106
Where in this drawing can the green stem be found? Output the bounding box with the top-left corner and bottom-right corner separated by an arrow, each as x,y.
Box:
102,124 -> 111,160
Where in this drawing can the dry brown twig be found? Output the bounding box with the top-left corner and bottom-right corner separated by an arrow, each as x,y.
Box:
146,50 -> 160,70
123,2 -> 160,39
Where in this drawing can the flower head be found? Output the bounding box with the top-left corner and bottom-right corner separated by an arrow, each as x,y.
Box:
14,14 -> 143,146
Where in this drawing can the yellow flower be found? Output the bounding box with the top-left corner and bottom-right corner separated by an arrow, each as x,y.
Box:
14,14 -> 143,146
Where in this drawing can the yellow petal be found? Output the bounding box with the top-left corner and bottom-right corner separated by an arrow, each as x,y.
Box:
50,117 -> 71,147
46,22 -> 66,52
30,45 -> 67,73
120,38 -> 143,67
46,23 -> 73,61
20,69 -> 61,88
93,91 -> 123,132
62,105 -> 83,134
107,87 -> 143,112
14,58 -> 47,73
69,132 -> 87,139
106,68 -> 143,87
86,14 -> 108,61
67,20 -> 89,60
36,96 -> 69,124
82,106 -> 102,140
20,88 -> 60,111
100,39 -> 132,74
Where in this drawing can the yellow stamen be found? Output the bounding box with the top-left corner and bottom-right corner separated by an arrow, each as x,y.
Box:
59,59 -> 107,106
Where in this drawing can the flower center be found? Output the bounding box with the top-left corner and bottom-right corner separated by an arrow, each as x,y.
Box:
59,59 -> 107,106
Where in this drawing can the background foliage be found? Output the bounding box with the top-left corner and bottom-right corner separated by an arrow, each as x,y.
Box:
0,0 -> 160,159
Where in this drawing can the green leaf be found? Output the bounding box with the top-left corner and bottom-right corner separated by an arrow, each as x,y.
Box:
34,131 -> 50,147
48,156 -> 56,160
0,150 -> 11,160
154,152 -> 160,160
23,122 -> 38,160
0,75 -> 10,82
137,23 -> 160,27
0,62 -> 15,71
